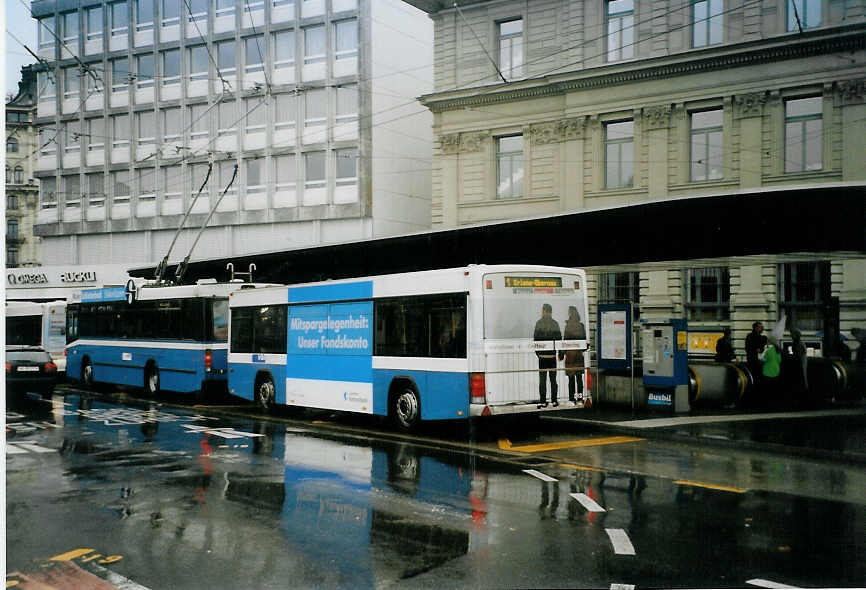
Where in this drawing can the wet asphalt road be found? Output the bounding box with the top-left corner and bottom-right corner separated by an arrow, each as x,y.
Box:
5,386 -> 866,589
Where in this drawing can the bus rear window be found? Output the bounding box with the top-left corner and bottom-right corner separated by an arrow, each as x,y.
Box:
6,316 -> 42,346
483,272 -> 586,340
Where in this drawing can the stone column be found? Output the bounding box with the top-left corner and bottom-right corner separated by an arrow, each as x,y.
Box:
438,133 -> 460,227
735,92 -> 767,189
839,79 -> 866,181
643,105 -> 671,199
640,269 -> 676,321
558,117 -> 586,211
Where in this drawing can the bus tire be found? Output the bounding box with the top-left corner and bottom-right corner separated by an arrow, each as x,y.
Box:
82,358 -> 94,389
255,374 -> 275,412
144,364 -> 160,396
391,384 -> 421,433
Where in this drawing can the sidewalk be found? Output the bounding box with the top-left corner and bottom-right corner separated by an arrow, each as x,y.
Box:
545,403 -> 866,464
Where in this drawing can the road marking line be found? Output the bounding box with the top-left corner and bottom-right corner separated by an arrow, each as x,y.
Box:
89,563 -> 153,590
605,529 -> 636,555
522,469 -> 557,482
49,548 -> 95,562
746,579 -> 800,589
611,585 -> 635,590
500,436 -> 643,453
559,463 -> 603,472
6,445 -> 28,455
607,408 -> 864,429
16,443 -> 55,454
675,479 -> 747,494
570,492 -> 606,512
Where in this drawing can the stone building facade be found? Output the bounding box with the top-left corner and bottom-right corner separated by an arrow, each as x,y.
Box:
407,0 -> 866,357
6,65 -> 41,268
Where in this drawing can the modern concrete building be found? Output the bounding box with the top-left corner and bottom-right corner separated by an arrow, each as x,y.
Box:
30,0 -> 432,269
6,65 -> 42,268
406,0 -> 866,357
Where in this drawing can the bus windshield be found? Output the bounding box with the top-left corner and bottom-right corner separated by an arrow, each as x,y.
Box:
483,272 -> 587,340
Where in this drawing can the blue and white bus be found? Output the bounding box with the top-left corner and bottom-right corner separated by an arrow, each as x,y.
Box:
227,265 -> 589,430
66,279 -> 270,398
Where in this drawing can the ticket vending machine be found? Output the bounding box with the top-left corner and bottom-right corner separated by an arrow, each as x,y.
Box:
642,319 -> 689,412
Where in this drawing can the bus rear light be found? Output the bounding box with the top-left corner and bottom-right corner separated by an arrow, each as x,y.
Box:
204,349 -> 212,372
44,362 -> 57,373
5,363 -> 11,374
470,373 -> 486,404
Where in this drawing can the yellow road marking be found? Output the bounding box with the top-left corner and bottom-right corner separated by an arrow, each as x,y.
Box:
48,548 -> 94,562
674,479 -> 747,494
558,463 -> 604,472
498,435 -> 643,453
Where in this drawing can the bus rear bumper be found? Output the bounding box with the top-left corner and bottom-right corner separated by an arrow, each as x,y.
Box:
469,400 -> 586,417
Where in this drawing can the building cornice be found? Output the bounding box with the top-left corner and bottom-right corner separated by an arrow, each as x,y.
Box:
420,26 -> 866,113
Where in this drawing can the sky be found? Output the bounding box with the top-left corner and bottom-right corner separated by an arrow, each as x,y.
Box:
6,0 -> 38,98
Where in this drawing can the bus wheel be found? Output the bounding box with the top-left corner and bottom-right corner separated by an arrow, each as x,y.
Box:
392,387 -> 421,432
145,365 -> 160,396
82,359 -> 94,389
255,376 -> 275,412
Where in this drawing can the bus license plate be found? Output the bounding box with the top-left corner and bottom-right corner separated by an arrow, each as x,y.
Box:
17,366 -> 39,372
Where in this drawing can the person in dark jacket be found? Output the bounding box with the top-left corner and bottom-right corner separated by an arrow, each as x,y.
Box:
559,306 -> 587,405
745,321 -> 766,381
534,303 -> 562,408
715,327 -> 736,362
789,328 -> 809,401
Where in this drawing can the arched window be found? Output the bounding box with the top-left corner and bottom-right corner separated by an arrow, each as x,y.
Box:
6,137 -> 19,152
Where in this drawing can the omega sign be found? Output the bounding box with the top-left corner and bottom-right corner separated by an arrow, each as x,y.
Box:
7,272 -> 49,285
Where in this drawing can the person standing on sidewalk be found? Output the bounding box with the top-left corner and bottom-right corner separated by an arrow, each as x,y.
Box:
761,335 -> 782,405
715,327 -> 736,362
560,306 -> 587,406
745,321 -> 767,382
789,328 -> 809,403
534,303 -> 562,408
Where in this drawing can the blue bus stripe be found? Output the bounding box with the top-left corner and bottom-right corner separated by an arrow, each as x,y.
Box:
288,282 -> 373,304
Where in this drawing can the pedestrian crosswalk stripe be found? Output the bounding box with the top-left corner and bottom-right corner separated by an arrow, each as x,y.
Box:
522,469 -> 557,482
746,579 -> 800,589
606,529 -> 636,555
570,492 -> 606,512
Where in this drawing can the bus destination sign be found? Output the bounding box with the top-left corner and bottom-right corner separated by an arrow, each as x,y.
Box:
505,276 -> 563,288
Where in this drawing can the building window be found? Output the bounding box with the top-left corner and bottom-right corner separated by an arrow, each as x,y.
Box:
63,174 -> 81,207
161,166 -> 181,199
63,11 -> 79,44
187,0 -> 208,22
496,135 -> 523,200
162,108 -> 181,143
244,98 -> 266,134
137,166 -> 155,198
607,0 -> 634,62
304,151 -> 326,189
604,120 -> 634,189
785,96 -> 822,173
245,36 -> 266,74
189,103 -> 209,139
218,160 -> 238,196
217,40 -> 237,76
274,93 -> 297,130
88,172 -> 105,206
189,45 -> 209,81
497,19 -> 523,80
137,54 -> 155,88
779,261 -> 830,332
86,6 -> 103,41
111,2 -> 129,37
63,67 -> 80,99
39,16 -> 56,49
304,25 -> 326,65
189,163 -> 210,196
218,100 -> 237,136
65,120 -> 82,153
599,271 -> 640,319
136,0 -> 155,31
14,167 -> 23,184
7,137 -> 19,153
692,0 -> 722,47
334,19 -> 358,61
7,219 -> 19,238
273,30 -> 295,69
335,147 -> 357,184
39,128 -> 57,155
113,170 -> 130,202
304,88 -> 327,129
8,195 -> 19,210
685,267 -> 730,321
112,58 -> 129,92
162,0 -> 180,27
216,0 -> 237,18
274,154 -> 296,191
788,0 -> 821,31
246,158 -> 265,194
136,111 -> 155,145
112,113 -> 130,147
690,109 -> 723,181
8,248 -> 19,267
335,84 -> 358,123
41,177 -> 57,208
162,49 -> 180,85
38,71 -> 57,101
